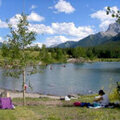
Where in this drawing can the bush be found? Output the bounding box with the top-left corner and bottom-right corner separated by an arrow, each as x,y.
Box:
109,82 -> 120,101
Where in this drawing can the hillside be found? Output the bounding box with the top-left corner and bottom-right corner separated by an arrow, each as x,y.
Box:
56,23 -> 120,48
98,33 -> 120,49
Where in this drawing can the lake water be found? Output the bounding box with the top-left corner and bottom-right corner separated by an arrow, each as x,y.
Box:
0,62 -> 120,96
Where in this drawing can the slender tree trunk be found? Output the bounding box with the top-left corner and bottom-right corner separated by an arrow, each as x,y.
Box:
23,68 -> 26,106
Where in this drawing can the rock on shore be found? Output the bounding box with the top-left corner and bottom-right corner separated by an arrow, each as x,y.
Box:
67,58 -> 92,63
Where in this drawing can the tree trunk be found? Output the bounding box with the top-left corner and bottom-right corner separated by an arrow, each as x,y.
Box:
23,68 -> 26,106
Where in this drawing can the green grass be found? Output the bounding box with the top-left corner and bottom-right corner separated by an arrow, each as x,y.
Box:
28,105 -> 120,120
92,58 -> 120,62
0,96 -> 119,120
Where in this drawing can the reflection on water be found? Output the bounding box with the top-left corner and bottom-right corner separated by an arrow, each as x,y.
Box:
0,62 -> 120,96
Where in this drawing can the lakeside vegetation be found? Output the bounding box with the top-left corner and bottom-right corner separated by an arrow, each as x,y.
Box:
0,43 -> 120,66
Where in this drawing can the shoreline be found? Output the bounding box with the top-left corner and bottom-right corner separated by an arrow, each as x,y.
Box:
67,58 -> 120,63
0,58 -> 120,67
0,88 -> 92,100
0,88 -> 61,99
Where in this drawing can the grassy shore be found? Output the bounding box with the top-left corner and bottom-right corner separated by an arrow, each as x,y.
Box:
92,58 -> 120,62
0,95 -> 120,120
0,49 -> 120,66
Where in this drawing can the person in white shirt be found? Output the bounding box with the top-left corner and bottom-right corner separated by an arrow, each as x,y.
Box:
65,96 -> 71,101
94,90 -> 109,107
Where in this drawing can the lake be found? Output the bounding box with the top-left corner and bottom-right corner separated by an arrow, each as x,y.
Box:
0,62 -> 120,96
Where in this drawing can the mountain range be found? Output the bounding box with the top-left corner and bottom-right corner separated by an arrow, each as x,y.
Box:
55,22 -> 120,48
0,23 -> 120,49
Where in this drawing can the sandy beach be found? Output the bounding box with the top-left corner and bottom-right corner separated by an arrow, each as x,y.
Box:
0,88 -> 60,99
0,88 -> 71,106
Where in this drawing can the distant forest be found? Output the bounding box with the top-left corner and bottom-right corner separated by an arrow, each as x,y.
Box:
21,41 -> 120,64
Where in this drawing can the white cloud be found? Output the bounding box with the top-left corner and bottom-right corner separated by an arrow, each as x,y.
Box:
6,13 -> 94,47
28,24 -> 54,34
0,12 -> 45,30
8,16 -> 95,38
0,37 -> 4,42
28,12 -> 45,22
31,36 -> 76,47
8,12 -> 45,29
30,5 -> 37,10
31,42 -> 43,48
45,35 -> 80,47
54,0 -> 75,14
0,14 -> 21,29
45,36 -> 69,46
29,22 -> 94,39
51,22 -> 94,38
29,22 -> 94,46
0,19 -> 8,28
91,6 -> 118,30
9,14 -> 22,28
0,12 -> 94,46
27,42 -> 43,48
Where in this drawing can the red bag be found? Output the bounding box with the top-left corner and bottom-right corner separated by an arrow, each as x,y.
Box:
74,102 -> 81,106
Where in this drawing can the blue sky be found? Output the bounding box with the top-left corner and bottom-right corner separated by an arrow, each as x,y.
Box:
0,0 -> 119,47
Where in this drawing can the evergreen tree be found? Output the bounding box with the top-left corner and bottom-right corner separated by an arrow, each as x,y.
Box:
56,49 -> 64,61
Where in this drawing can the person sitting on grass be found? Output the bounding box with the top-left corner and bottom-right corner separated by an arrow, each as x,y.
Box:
94,90 -> 109,107
74,90 -> 110,108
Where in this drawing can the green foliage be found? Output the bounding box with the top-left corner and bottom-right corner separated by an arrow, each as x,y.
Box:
1,13 -> 37,105
109,82 -> 120,101
109,88 -> 120,101
39,44 -> 53,63
72,47 -> 86,58
56,49 -> 63,60
39,44 -> 48,61
106,7 -> 120,23
2,13 -> 36,73
47,41 -> 120,62
1,43 -> 9,57
86,48 -> 94,59
3,69 -> 22,78
39,46 -> 67,64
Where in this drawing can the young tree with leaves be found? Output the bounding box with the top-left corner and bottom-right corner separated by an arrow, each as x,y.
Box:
2,13 -> 36,106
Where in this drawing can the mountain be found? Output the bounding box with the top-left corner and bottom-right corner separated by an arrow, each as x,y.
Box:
55,41 -> 76,48
73,32 -> 112,47
99,33 -> 120,48
55,23 -> 120,48
103,33 -> 120,43
106,22 -> 120,36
